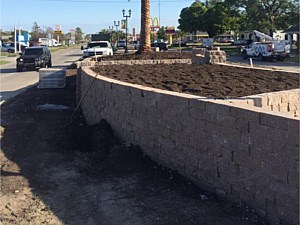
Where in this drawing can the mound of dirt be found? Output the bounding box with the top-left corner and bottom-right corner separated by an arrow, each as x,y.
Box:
92,63 -> 299,98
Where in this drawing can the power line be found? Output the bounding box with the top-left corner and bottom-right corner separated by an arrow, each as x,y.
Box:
39,0 -> 191,3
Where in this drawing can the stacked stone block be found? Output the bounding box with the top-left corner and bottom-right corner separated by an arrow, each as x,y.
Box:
192,48 -> 226,64
80,59 -> 192,67
78,66 -> 299,225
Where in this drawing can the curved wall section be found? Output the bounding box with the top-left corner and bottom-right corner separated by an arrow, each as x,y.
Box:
78,66 -> 299,225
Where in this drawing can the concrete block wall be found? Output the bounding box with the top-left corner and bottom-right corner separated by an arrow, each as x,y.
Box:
78,66 -> 299,225
38,68 -> 66,89
225,89 -> 300,117
80,59 -> 192,67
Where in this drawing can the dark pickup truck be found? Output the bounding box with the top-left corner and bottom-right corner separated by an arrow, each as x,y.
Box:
16,46 -> 52,72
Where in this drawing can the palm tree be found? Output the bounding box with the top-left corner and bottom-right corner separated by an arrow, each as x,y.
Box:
138,0 -> 152,53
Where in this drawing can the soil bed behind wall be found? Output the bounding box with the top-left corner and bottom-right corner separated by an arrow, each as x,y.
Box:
92,64 -> 299,98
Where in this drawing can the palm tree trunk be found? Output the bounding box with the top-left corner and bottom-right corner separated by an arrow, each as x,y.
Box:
139,0 -> 152,53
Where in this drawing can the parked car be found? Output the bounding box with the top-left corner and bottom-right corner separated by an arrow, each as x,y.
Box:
16,46 -> 52,72
151,42 -> 168,51
1,44 -> 15,53
133,40 -> 140,50
234,39 -> 248,45
219,38 -> 234,44
184,39 -> 198,45
117,40 -> 126,48
8,43 -> 26,52
82,41 -> 114,58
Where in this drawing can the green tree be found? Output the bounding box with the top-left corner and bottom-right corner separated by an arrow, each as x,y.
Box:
30,22 -> 42,42
174,30 -> 188,41
75,27 -> 84,44
275,0 -> 299,30
178,1 -> 241,38
205,0 -> 223,7
178,1 -> 207,38
178,0 -> 298,38
157,26 -> 167,41
260,0 -> 298,36
204,2 -> 240,37
225,0 -> 299,36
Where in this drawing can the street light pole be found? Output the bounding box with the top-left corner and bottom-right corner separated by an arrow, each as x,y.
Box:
122,9 -> 131,53
114,20 -> 120,31
114,20 -> 120,43
108,26 -> 114,43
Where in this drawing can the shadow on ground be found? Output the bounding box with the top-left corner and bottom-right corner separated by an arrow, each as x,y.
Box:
0,69 -> 269,225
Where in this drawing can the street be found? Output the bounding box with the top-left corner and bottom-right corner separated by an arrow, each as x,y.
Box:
1,47 -> 298,105
0,47 -> 83,104
226,55 -> 300,73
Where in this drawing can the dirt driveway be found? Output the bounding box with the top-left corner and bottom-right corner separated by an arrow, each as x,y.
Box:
0,67 -> 270,225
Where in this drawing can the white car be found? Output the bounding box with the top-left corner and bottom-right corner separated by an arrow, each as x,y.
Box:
82,41 -> 113,58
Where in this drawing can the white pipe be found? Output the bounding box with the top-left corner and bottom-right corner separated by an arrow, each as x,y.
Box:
250,58 -> 253,68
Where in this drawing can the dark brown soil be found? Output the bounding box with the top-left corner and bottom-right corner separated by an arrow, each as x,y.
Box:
92,63 -> 299,98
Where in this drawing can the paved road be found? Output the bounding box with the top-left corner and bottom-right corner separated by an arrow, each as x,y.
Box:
0,47 -> 82,104
226,55 -> 300,73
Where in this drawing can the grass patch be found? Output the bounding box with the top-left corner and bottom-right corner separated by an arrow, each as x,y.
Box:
0,60 -> 9,65
0,52 -> 9,57
220,46 -> 241,56
287,54 -> 299,63
49,46 -> 68,53
1,52 -> 18,57
7,53 -> 18,57
49,45 -> 80,53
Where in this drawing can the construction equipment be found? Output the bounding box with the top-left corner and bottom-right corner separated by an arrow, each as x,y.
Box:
241,30 -> 290,61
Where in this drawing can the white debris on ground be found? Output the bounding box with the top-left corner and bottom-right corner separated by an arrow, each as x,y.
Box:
35,104 -> 69,110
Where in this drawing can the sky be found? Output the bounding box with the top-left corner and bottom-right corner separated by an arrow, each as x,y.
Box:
0,0 -> 197,35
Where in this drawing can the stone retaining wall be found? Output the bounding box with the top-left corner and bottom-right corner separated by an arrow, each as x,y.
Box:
78,66 -> 299,225
225,89 -> 300,117
80,59 -> 191,67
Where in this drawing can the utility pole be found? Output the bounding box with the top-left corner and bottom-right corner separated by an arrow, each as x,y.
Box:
114,20 -> 120,43
158,0 -> 161,26
18,26 -> 21,52
122,9 -> 131,54
14,27 -> 17,53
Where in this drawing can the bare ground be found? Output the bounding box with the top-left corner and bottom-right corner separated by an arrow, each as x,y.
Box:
0,67 -> 271,225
